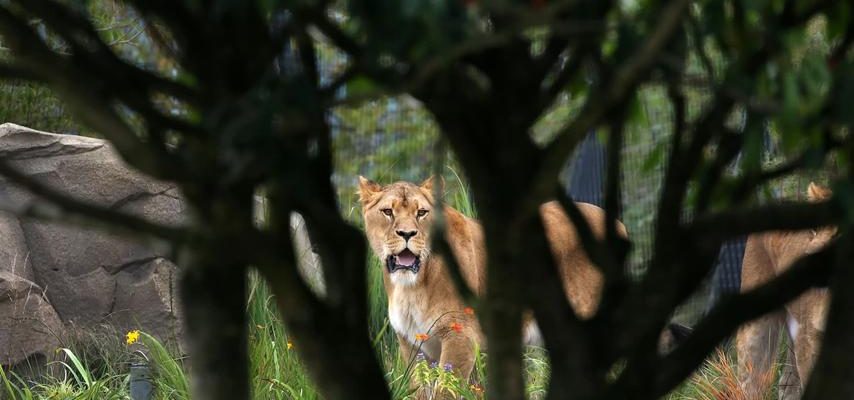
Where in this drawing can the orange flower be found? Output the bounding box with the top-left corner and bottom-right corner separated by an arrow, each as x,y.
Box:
450,322 -> 463,333
463,307 -> 475,315
470,383 -> 484,394
415,333 -> 430,341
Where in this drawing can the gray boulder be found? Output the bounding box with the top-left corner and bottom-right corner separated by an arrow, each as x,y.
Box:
0,123 -> 185,369
0,123 -> 324,373
0,271 -> 63,372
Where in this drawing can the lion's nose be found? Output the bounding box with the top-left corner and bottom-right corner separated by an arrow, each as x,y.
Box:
396,230 -> 417,240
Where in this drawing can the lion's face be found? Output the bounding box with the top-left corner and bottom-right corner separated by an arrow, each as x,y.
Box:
358,177 -> 437,287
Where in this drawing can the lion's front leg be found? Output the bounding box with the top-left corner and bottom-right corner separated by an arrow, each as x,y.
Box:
397,333 -> 420,366
434,334 -> 476,399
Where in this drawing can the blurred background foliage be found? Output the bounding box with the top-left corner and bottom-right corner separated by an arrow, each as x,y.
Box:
1,1 -> 850,398
0,0 -> 843,325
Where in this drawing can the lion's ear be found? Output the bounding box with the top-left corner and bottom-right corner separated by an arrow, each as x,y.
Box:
807,182 -> 832,202
420,176 -> 445,194
358,176 -> 382,203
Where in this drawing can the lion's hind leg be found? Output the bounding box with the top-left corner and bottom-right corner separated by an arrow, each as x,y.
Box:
736,310 -> 784,399
777,342 -> 801,400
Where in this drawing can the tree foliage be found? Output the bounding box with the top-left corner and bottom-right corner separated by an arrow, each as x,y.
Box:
0,1 -> 852,399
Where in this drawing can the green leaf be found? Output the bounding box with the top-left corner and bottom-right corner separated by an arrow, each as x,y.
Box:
345,75 -> 381,99
627,93 -> 648,128
642,145 -> 666,173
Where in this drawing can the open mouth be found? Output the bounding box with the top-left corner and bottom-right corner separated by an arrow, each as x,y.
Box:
386,249 -> 421,273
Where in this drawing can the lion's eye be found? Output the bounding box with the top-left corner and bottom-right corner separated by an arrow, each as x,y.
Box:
381,209 -> 393,217
417,209 -> 428,218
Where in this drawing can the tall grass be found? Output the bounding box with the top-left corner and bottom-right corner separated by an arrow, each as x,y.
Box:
0,175 -> 784,399
667,348 -> 780,400
0,275 -> 784,400
247,271 -> 319,400
0,347 -> 129,400
138,332 -> 189,400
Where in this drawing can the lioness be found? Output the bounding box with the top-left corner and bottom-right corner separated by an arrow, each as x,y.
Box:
358,176 -> 625,386
737,183 -> 834,399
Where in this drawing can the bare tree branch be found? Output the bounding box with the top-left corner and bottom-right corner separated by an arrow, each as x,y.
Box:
430,138 -> 477,306
802,232 -> 854,399
688,201 -> 841,240
0,62 -> 41,81
540,45 -> 586,105
530,0 -> 691,206
553,189 -> 619,283
608,0 -> 829,363
646,240 -> 836,397
693,129 -> 745,213
9,0 -> 205,140
12,0 -> 198,103
0,6 -> 184,179
296,26 -> 320,88
604,109 -> 625,248
405,21 -> 604,93
301,9 -> 362,58
729,130 -> 842,204
321,15 -> 605,106
320,63 -> 357,98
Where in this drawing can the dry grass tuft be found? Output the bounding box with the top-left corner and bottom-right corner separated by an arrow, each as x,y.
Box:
686,349 -> 776,400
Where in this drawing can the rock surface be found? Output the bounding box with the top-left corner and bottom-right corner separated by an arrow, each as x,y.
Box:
0,123 -> 325,373
0,123 -> 185,369
0,271 -> 64,369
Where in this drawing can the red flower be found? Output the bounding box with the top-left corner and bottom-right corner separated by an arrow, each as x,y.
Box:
450,322 -> 464,333
463,307 -> 475,315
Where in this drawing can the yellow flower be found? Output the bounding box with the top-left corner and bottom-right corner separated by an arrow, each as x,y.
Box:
126,330 -> 141,345
287,340 -> 294,350
414,333 -> 430,341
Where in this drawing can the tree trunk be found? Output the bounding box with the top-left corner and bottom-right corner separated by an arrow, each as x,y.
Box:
802,237 -> 854,399
482,220 -> 527,400
179,246 -> 249,400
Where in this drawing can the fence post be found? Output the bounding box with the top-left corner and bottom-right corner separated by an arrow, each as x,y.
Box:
129,362 -> 153,400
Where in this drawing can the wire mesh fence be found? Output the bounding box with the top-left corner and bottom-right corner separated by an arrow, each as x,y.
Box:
0,35 -> 834,328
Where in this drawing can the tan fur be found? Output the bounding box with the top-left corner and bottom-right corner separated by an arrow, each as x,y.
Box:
737,182 -> 834,399
358,176 -> 626,392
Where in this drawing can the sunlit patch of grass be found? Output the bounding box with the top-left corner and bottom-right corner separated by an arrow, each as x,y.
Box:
1,346 -> 128,400
524,347 -> 550,399
247,273 -> 319,400
668,348 -> 778,400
